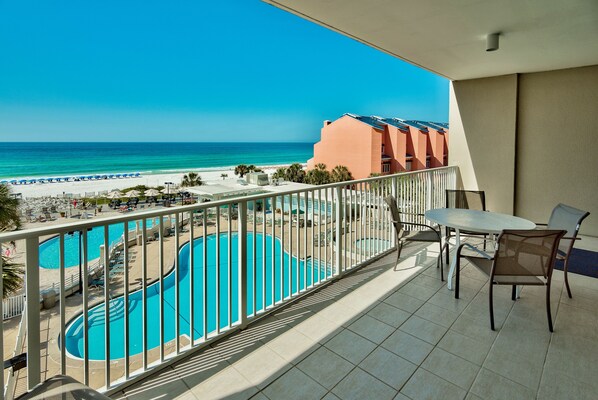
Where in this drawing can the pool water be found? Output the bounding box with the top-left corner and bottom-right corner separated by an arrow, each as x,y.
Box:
63,232 -> 327,360
39,219 -> 160,269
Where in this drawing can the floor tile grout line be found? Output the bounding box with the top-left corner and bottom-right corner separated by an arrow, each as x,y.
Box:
534,280 -> 565,400
258,247 -> 442,399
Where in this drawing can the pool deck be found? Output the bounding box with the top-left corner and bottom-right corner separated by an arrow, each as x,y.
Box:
5,214 -> 350,397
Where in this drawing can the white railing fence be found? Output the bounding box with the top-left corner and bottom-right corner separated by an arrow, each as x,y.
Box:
2,295 -> 24,321
0,166 -> 457,398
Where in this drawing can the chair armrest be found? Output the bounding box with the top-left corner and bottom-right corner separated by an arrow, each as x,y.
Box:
400,212 -> 425,217
402,221 -> 441,234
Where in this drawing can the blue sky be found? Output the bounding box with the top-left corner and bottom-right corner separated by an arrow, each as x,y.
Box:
0,0 -> 449,142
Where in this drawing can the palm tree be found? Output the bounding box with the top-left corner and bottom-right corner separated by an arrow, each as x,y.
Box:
234,164 -> 250,178
331,165 -> 354,183
181,172 -> 202,187
306,163 -> 331,185
0,184 -> 21,231
285,163 -> 306,183
2,258 -> 23,297
272,167 -> 287,180
0,184 -> 23,297
220,173 -> 228,180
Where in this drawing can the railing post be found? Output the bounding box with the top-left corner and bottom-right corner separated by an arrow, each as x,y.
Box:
237,201 -> 248,328
25,237 -> 41,390
391,176 -> 398,248
426,173 -> 433,212
334,186 -> 343,277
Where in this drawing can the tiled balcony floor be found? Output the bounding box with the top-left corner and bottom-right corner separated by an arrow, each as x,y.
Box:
111,241 -> 598,400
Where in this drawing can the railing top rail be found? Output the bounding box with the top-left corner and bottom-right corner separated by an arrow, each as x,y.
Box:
0,166 -> 457,242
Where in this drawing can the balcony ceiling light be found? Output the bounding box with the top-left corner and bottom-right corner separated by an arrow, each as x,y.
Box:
487,32 -> 500,52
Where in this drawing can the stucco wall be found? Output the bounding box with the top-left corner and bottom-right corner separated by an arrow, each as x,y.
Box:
516,66 -> 598,234
449,66 -> 598,235
310,115 -> 376,179
449,75 -> 518,214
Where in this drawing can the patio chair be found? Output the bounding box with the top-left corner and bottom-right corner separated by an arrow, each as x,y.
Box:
15,374 -> 111,399
536,203 -> 590,298
384,196 -> 444,276
455,229 -> 565,332
444,190 -> 488,265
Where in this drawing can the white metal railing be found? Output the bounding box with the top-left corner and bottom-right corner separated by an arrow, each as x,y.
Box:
0,166 -> 457,398
2,295 -> 24,320
4,309 -> 26,399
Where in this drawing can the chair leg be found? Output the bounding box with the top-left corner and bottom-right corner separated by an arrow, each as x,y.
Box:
455,252 -> 460,299
546,283 -> 554,332
563,257 -> 573,299
489,283 -> 495,331
511,285 -> 516,301
438,241 -> 444,281
394,240 -> 403,271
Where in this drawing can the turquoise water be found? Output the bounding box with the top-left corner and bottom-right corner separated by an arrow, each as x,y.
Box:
0,142 -> 313,179
38,219 -> 160,269
63,232 -> 327,360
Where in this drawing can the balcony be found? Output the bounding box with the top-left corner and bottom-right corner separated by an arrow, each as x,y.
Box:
2,166 -> 598,399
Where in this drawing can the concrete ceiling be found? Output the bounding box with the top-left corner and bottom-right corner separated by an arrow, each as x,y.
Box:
262,0 -> 598,80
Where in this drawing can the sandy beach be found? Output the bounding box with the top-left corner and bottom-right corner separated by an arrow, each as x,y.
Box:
10,164 -> 296,199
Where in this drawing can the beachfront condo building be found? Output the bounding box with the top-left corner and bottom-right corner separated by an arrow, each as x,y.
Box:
307,113 -> 449,179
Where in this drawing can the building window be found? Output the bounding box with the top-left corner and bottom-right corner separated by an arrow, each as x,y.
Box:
406,160 -> 412,171
382,163 -> 390,173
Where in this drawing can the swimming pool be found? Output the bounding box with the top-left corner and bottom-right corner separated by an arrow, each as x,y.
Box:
38,219 -> 161,269
63,232 -> 327,360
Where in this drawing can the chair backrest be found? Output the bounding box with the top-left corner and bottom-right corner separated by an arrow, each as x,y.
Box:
547,203 -> 590,254
493,229 -> 566,280
384,195 -> 403,236
445,190 -> 486,211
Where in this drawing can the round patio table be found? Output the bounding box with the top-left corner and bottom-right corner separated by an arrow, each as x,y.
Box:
425,208 -> 536,290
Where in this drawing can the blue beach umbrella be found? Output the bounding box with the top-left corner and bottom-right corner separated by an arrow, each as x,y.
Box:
0,180 -> 7,184
27,179 -> 36,184
134,172 -> 141,177
86,175 -> 94,180
17,179 -> 25,184
115,173 -> 122,178
10,180 -> 17,184
63,177 -> 71,181
94,175 -> 101,179
79,175 -> 86,180
108,174 -> 115,179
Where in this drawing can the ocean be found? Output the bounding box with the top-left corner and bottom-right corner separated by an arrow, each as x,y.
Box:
0,142 -> 314,179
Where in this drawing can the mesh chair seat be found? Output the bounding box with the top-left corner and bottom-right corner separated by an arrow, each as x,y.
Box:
403,230 -> 442,242
540,203 -> 590,298
464,256 -> 546,285
456,229 -> 566,332
385,195 -> 444,278
444,190 -> 488,264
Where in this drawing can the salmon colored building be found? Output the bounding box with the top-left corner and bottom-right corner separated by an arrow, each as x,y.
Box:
307,114 -> 449,180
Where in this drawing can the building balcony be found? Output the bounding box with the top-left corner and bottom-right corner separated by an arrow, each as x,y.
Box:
2,166 -> 597,399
